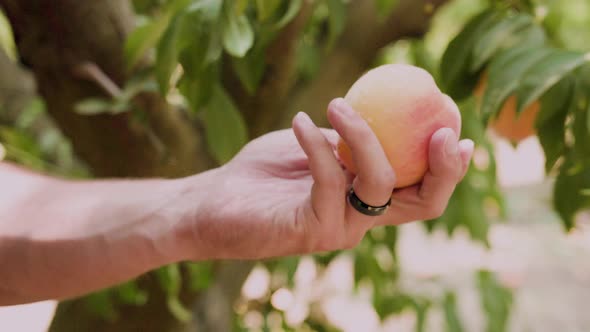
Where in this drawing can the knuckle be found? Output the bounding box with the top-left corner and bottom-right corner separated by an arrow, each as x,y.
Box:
364,169 -> 395,192
381,168 -> 397,189
320,172 -> 346,191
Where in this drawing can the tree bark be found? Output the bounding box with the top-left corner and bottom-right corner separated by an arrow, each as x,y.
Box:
1,0 -> 213,178
1,1 -> 213,332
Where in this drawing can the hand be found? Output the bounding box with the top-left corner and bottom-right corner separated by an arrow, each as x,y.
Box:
183,98 -> 474,261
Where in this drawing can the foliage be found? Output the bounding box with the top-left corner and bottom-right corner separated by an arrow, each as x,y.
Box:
2,0 -> 590,330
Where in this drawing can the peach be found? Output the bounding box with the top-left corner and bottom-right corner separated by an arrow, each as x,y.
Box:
336,64 -> 461,188
474,73 -> 540,144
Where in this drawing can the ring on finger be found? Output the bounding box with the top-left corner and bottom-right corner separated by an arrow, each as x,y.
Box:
347,187 -> 391,217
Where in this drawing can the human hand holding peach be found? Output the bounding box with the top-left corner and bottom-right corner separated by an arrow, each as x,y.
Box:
0,65 -> 474,305
180,65 -> 474,260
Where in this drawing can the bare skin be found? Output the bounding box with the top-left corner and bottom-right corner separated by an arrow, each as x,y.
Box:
0,98 -> 473,306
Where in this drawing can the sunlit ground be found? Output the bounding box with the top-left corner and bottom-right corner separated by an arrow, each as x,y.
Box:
2,135 -> 589,331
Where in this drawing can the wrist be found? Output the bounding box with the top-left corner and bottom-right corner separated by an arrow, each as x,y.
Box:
168,167 -> 223,262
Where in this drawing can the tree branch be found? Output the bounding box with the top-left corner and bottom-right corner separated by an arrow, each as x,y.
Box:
73,62 -> 123,99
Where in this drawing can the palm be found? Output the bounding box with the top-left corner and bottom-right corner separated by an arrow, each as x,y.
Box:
231,128 -> 317,215
202,129 -> 326,259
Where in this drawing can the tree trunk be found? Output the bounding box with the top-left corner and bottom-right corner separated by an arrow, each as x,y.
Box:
1,0 -> 212,178
1,1 -> 214,331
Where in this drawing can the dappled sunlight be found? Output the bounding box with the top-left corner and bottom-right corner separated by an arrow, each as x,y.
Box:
241,265 -> 271,301
321,295 -> 380,332
493,135 -> 546,188
0,301 -> 55,332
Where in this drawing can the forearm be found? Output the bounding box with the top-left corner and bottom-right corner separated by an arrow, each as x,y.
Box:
0,162 -> 200,305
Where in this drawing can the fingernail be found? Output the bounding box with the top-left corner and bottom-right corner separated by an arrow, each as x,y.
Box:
444,130 -> 458,156
332,98 -> 355,118
464,139 -> 475,153
297,111 -> 313,125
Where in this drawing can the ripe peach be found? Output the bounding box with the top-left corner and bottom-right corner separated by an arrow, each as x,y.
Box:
336,64 -> 461,188
474,73 -> 540,144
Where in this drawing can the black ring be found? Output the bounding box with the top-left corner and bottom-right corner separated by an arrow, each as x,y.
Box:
347,187 -> 391,217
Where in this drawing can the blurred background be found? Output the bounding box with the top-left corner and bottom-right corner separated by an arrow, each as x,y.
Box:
1,0 -> 590,331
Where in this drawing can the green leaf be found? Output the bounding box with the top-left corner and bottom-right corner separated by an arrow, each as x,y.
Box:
410,40 -> 437,77
414,298 -> 431,332
296,39 -> 322,81
440,10 -> 503,99
471,14 -> 534,71
313,250 -> 341,266
186,262 -> 213,291
185,0 -> 223,20
233,0 -> 249,16
84,291 -> 117,321
155,14 -> 184,95
119,77 -> 159,102
155,264 -> 182,296
0,126 -> 46,171
156,0 -> 222,95
124,15 -> 171,70
232,43 -> 266,95
374,0 -> 398,19
205,23 -> 224,64
178,36 -> 210,77
554,152 -> 590,230
165,0 -> 193,14
481,45 -> 552,121
571,82 -> 590,163
439,174 -> 491,244
115,281 -> 148,306
477,270 -> 513,332
203,85 -> 249,164
74,98 -> 116,115
535,77 -> 574,173
167,296 -> 193,322
178,65 -> 217,111
256,0 -> 282,22
444,292 -> 465,332
155,264 -> 193,322
326,0 -> 347,49
274,0 -> 302,29
516,50 -> 589,114
222,13 -> 254,57
375,294 -> 413,320
274,256 -> 300,287
502,22 -> 546,50
183,0 -> 223,67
